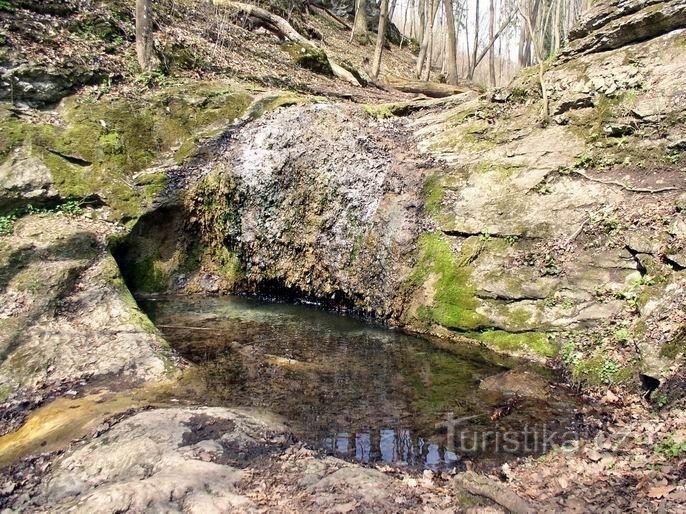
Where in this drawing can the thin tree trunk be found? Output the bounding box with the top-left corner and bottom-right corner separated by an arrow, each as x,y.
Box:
417,0 -> 426,43
464,2 -> 471,74
415,0 -> 440,78
351,0 -> 370,44
552,0 -> 562,54
424,15 -> 434,80
519,5 -> 549,122
468,0 -> 480,80
489,0 -> 496,87
443,0 -> 458,85
470,10 -> 515,77
372,0 -> 390,77
136,0 -> 154,72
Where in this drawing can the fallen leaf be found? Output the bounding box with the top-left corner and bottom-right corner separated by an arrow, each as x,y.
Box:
646,485 -> 675,499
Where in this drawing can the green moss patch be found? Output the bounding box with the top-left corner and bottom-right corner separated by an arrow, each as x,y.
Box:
422,174 -> 445,216
280,43 -> 333,76
469,330 -> 557,358
0,82 -> 252,220
409,233 -> 487,331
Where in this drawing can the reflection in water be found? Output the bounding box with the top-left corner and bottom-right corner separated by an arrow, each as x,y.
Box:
324,428 -> 459,470
141,295 -> 580,470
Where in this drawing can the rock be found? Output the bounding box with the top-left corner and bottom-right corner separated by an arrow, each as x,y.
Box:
603,122 -> 635,137
491,88 -> 511,103
0,146 -> 59,212
624,231 -> 668,255
479,370 -> 550,400
669,215 -> 686,239
552,93 -> 594,115
668,139 -> 686,151
0,215 -> 169,396
0,64 -> 100,106
561,0 -> 686,59
5,407 -> 427,512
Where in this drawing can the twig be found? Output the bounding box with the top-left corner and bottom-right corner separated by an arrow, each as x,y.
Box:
571,170 -> 680,193
565,217 -> 588,248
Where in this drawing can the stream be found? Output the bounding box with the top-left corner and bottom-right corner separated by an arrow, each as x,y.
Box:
140,295 -> 584,471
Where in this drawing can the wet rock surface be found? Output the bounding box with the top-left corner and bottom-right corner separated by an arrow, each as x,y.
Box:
2,407 -> 460,513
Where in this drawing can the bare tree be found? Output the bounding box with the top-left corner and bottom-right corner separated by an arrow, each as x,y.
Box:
351,0 -> 370,44
415,0 -> 441,78
468,0 -> 480,80
136,0 -> 154,72
489,0 -> 496,86
519,2 -> 549,122
443,0 -> 459,85
372,0 -> 390,77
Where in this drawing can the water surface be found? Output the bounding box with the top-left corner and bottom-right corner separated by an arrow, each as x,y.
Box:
141,295 -> 581,470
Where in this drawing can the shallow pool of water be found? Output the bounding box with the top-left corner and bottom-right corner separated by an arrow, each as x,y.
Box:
141,295 -> 582,471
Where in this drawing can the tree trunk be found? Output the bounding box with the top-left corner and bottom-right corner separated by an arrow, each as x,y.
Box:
488,0 -> 496,87
468,0 -> 479,80
468,9 -> 514,80
443,0 -> 458,85
417,0 -> 426,44
372,0 -> 390,77
424,16 -> 434,81
415,0 -> 440,78
519,5 -> 549,123
552,0 -> 562,54
351,0 -> 370,44
136,0 -> 154,72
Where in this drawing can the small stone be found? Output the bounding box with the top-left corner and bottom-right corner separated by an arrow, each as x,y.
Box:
603,122 -> 635,137
491,88 -> 511,103
675,193 -> 686,212
667,139 -> 686,151
586,448 -> 602,462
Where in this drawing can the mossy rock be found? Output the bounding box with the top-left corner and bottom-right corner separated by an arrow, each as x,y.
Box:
408,233 -> 488,331
280,43 -> 333,76
469,330 -> 557,359
0,81 -> 252,220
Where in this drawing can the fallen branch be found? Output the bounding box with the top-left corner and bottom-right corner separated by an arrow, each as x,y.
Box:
385,79 -> 475,98
565,217 -> 589,248
217,0 -> 362,86
571,170 -> 680,193
454,471 -> 533,514
309,4 -> 352,30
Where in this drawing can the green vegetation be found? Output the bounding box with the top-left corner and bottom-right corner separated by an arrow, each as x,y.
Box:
125,256 -> 170,294
654,436 -> 686,458
409,233 -> 487,331
280,43 -> 333,75
422,174 -> 444,216
569,354 -> 634,386
363,104 -> 395,119
0,83 -> 252,220
0,202 -> 84,236
0,212 -> 16,235
660,333 -> 685,359
470,330 -> 557,358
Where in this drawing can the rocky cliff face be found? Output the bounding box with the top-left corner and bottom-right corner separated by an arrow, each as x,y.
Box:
1,0 -> 684,401
123,0 -> 685,387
